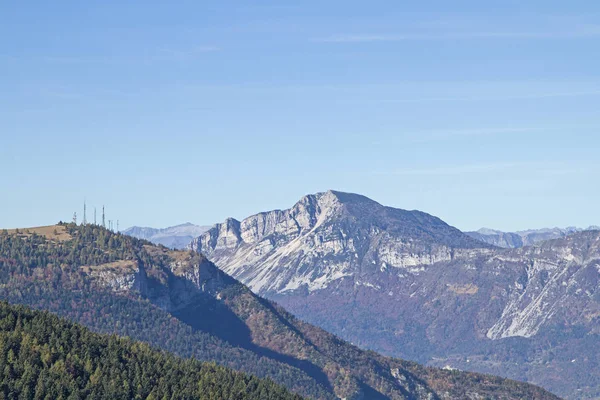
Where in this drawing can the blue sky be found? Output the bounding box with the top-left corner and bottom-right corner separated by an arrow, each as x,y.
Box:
1,1 -> 599,231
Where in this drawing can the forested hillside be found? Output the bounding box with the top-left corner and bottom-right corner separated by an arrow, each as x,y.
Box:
0,225 -> 332,399
0,301 -> 301,400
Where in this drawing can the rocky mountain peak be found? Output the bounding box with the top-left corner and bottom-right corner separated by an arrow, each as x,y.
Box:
190,191 -> 489,295
290,190 -> 383,224
287,190 -> 347,231
317,190 -> 381,206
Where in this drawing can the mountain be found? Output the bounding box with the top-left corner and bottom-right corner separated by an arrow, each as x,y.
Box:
0,301 -> 300,400
466,226 -> 600,248
122,222 -> 210,249
0,224 -> 558,400
191,190 -> 491,295
191,190 -> 600,399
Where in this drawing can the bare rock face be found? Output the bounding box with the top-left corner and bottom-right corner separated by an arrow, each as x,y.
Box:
83,248 -> 232,312
190,190 -> 600,399
82,260 -> 148,293
485,232 -> 600,339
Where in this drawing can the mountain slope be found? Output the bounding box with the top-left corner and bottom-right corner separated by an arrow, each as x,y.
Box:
192,191 -> 600,399
122,222 -> 210,249
0,224 -> 558,400
0,301 -> 301,400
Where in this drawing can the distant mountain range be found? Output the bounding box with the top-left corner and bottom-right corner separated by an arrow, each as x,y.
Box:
0,223 -> 557,399
191,190 -> 600,399
122,222 -> 210,249
466,226 -> 600,248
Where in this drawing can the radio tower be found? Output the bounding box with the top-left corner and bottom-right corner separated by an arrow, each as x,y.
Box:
117,220 -> 119,233
102,206 -> 106,228
73,212 -> 77,225
83,200 -> 87,225
94,207 -> 97,225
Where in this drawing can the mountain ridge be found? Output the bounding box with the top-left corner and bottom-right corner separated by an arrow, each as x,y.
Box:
122,222 -> 210,249
466,226 -> 600,248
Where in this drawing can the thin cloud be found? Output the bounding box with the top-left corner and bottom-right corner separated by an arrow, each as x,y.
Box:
387,162 -> 529,176
369,126 -> 594,146
379,161 -> 598,177
316,24 -> 600,43
369,127 -> 546,145
40,56 -> 117,65
157,46 -> 220,60
407,127 -> 551,143
378,90 -> 600,103
29,46 -> 220,65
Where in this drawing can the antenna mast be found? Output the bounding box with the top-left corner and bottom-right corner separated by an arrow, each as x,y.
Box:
73,212 -> 77,225
83,200 -> 87,225
94,207 -> 97,225
102,206 -> 105,228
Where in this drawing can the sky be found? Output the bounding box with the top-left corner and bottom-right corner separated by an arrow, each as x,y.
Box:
1,1 -> 599,232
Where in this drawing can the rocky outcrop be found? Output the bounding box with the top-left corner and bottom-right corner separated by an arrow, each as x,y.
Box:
82,260 -> 148,293
83,248 -> 232,312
